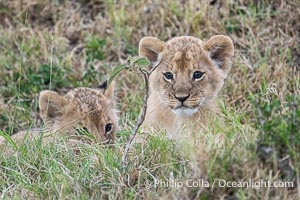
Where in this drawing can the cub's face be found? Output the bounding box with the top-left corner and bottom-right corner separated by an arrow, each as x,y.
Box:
39,83 -> 118,144
139,35 -> 234,116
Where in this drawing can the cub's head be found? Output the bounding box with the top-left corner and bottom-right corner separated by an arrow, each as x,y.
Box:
139,35 -> 234,116
39,82 -> 118,144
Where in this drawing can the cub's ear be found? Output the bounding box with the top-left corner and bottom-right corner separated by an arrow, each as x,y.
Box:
104,81 -> 116,104
97,80 -> 116,106
98,80 -> 108,90
139,36 -> 165,67
204,35 -> 234,74
39,91 -> 68,121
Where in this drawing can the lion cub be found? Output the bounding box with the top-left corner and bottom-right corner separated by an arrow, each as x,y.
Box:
0,82 -> 118,145
139,35 -> 234,137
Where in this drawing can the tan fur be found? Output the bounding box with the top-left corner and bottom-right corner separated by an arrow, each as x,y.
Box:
139,35 -> 234,137
0,83 -> 118,146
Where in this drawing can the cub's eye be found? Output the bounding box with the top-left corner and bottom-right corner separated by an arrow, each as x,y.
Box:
193,71 -> 204,80
163,72 -> 174,80
105,123 -> 113,133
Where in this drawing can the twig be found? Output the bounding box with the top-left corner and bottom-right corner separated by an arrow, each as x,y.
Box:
122,59 -> 162,168
122,68 -> 149,168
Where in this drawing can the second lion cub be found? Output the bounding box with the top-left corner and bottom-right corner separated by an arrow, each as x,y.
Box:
0,82 -> 118,146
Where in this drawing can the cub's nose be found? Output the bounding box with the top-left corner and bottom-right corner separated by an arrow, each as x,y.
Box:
174,94 -> 190,103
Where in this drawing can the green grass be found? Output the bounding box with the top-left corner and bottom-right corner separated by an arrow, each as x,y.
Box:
0,0 -> 299,199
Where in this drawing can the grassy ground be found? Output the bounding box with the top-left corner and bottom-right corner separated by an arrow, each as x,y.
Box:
0,0 -> 299,199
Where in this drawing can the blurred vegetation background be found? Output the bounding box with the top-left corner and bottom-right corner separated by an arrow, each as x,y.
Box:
0,0 -> 299,199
